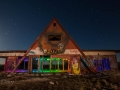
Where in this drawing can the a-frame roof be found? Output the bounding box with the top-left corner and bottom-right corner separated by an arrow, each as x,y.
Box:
10,18 -> 96,74
29,18 -> 87,57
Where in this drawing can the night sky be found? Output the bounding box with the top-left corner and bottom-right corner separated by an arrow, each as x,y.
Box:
0,0 -> 120,51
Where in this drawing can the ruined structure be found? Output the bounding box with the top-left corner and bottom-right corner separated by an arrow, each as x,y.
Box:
0,18 -> 119,74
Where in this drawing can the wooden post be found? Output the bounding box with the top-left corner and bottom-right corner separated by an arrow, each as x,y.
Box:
29,57 -> 32,74
24,59 -> 25,70
28,57 -> 29,73
28,57 -> 30,74
68,59 -> 69,72
63,59 -> 64,71
38,57 -> 40,73
4,58 -> 7,72
79,55 -> 81,74
50,55 -> 52,71
58,60 -> 59,70
42,55 -> 43,73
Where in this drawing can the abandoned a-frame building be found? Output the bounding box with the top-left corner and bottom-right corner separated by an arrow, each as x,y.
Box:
0,18 -> 119,75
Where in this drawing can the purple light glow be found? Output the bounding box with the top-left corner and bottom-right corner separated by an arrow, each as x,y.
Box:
5,70 -> 28,73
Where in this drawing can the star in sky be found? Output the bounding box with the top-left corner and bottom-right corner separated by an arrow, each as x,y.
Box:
0,0 -> 119,51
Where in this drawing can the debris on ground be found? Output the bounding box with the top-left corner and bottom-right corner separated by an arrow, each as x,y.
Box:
0,71 -> 120,90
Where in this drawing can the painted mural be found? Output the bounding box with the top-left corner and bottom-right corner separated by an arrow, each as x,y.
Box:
71,56 -> 80,74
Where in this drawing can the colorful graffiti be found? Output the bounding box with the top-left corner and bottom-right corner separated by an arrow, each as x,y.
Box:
44,48 -> 64,55
81,55 -> 117,73
71,56 -> 80,74
43,43 -> 65,55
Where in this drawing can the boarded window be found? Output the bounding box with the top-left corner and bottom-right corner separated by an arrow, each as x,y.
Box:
49,35 -> 61,41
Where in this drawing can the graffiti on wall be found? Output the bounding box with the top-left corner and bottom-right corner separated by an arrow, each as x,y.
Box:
69,49 -> 79,54
29,51 -> 35,54
29,21 -> 80,55
71,56 -> 80,74
5,57 -> 17,71
81,55 -> 118,73
29,47 -> 44,55
44,48 -> 64,55
44,43 -> 65,55
38,30 -> 69,50
94,58 -> 110,72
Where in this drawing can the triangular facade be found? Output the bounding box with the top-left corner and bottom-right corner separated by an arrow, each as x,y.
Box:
10,18 -> 95,74
30,18 -> 80,54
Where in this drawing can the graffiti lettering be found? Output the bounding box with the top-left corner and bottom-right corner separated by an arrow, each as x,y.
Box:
70,49 -> 79,53
44,49 -> 64,55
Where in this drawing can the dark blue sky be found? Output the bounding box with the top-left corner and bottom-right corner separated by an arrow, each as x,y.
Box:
0,0 -> 120,50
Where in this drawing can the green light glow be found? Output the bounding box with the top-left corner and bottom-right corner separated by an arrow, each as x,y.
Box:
32,57 -> 69,73
32,70 -> 66,73
39,57 -> 64,61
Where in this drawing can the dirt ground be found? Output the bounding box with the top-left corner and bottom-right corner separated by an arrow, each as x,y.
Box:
0,71 -> 120,90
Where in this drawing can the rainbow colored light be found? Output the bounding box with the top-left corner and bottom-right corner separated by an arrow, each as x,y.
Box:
5,57 -> 69,73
